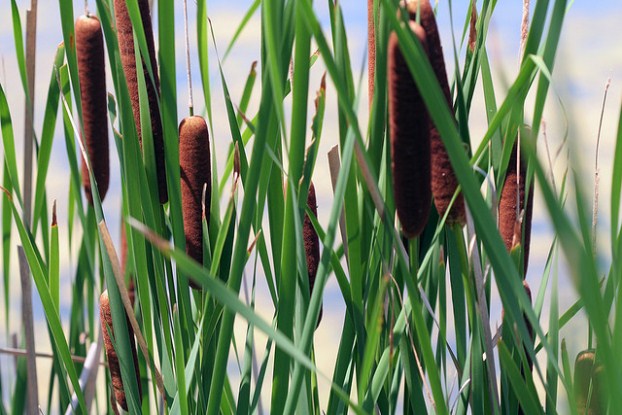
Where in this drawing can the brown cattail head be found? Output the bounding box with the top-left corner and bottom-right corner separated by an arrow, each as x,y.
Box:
120,226 -> 136,305
114,0 -> 168,204
499,142 -> 534,275
100,290 -> 141,411
304,182 -> 322,327
406,0 -> 466,226
574,349 -> 605,415
388,22 -> 432,239
468,2 -> 477,54
179,116 -> 211,289
368,0 -> 376,108
76,14 -> 109,205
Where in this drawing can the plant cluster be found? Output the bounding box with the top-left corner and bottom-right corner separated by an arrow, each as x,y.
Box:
0,0 -> 619,413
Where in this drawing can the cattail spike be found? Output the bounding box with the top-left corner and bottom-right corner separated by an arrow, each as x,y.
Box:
114,0 -> 168,204
389,22 -> 432,238
499,142 -> 534,275
304,182 -> 322,327
120,225 -> 136,305
180,116 -> 211,289
76,14 -> 109,205
574,350 -> 604,415
468,2 -> 477,54
406,0 -> 466,226
100,290 -> 141,411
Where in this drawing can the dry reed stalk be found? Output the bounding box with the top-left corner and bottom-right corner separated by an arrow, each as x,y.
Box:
179,116 -> 211,289
388,22 -> 432,238
114,0 -> 168,204
498,142 -> 533,275
303,182 -> 322,327
100,290 -> 141,411
76,14 -> 109,204
406,0 -> 465,225
368,0 -> 376,107
574,350 -> 604,415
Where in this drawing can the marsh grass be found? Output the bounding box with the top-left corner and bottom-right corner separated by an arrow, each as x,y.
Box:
0,0 -> 620,413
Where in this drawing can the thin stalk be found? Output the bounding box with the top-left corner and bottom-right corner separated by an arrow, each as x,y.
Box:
21,0 -> 39,411
183,0 -> 194,115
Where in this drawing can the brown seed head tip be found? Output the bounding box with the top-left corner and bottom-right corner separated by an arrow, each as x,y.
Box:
180,116 -> 211,289
52,200 -> 57,227
522,280 -> 532,302
389,23 -> 432,239
468,3 -> 477,53
76,13 -> 109,205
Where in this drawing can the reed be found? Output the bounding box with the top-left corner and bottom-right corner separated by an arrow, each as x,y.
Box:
75,14 -> 109,205
388,21 -> 432,238
406,0 -> 465,225
114,0 -> 168,204
179,115 -> 211,288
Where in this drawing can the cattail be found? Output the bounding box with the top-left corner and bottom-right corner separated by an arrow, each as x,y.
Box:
388,22 -> 432,238
368,0 -> 376,107
574,349 -> 604,415
406,0 -> 465,225
120,225 -> 136,305
179,116 -> 211,289
100,290 -> 141,411
304,182 -> 322,327
468,2 -> 477,54
75,15 -> 109,205
114,0 -> 168,204
499,142 -> 534,275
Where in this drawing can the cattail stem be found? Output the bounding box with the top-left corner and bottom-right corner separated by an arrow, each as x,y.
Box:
76,14 -> 109,205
